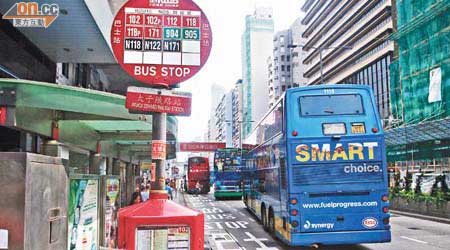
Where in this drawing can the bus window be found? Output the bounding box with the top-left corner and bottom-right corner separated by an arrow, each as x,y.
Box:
299,94 -> 364,116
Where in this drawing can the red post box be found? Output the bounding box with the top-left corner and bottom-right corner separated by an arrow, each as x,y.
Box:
118,194 -> 204,250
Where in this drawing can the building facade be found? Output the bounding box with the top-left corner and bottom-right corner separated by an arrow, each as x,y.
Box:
241,7 -> 274,138
290,17 -> 308,87
268,30 -> 293,108
386,0 -> 450,174
301,0 -> 395,119
232,80 -> 243,148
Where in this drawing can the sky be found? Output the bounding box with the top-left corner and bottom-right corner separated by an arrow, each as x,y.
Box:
177,0 -> 303,143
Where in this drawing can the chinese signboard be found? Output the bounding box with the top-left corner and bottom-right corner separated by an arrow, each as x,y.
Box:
111,0 -> 212,87
179,142 -> 255,152
179,142 -> 225,152
126,87 -> 192,116
152,140 -> 167,160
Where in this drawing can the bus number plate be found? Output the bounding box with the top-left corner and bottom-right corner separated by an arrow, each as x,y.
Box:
323,89 -> 335,95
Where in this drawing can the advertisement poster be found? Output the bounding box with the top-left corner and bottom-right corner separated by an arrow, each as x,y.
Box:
104,178 -> 120,248
68,178 -> 99,250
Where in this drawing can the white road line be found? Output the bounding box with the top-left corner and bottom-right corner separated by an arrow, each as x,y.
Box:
400,236 -> 428,244
239,212 -> 246,216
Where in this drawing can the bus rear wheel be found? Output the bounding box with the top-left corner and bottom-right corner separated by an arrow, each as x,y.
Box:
268,209 -> 275,234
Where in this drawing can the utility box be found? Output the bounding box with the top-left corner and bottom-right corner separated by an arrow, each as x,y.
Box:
118,198 -> 204,250
0,153 -> 68,250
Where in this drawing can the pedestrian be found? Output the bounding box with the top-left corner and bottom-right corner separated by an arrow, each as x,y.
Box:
141,185 -> 150,202
165,181 -> 173,200
194,181 -> 201,196
129,191 -> 142,205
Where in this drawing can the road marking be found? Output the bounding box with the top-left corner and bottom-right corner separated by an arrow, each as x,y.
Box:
239,212 -> 246,216
400,236 -> 428,244
243,232 -> 279,250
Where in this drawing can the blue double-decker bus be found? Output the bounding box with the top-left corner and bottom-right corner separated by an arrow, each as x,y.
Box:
213,148 -> 246,199
243,85 -> 391,247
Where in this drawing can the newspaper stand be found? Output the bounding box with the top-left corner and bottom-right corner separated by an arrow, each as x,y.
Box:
118,194 -> 204,250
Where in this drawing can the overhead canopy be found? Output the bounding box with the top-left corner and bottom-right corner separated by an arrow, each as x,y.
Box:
385,118 -> 450,146
0,79 -> 178,162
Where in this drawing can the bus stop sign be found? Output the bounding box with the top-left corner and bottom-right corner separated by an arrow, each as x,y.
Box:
111,0 -> 212,87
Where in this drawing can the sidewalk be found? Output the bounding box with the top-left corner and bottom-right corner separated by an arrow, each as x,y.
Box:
391,210 -> 450,224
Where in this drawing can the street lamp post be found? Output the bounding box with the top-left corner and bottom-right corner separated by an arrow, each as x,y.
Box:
288,44 -> 352,85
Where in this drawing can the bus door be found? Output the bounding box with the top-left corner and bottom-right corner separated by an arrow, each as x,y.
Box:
287,87 -> 389,233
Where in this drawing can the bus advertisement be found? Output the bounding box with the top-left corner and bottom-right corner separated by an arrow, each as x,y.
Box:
243,85 -> 391,247
213,148 -> 247,199
187,157 -> 210,194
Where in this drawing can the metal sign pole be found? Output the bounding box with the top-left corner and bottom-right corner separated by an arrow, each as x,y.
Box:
151,112 -> 167,197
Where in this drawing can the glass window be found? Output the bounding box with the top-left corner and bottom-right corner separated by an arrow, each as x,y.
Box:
287,55 -> 290,62
281,65 -> 285,71
299,94 -> 364,116
281,55 -> 285,61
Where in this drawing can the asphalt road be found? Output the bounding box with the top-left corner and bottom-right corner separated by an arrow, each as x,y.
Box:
181,193 -> 450,250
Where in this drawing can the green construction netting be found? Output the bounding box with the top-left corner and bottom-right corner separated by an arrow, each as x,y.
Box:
390,0 -> 450,124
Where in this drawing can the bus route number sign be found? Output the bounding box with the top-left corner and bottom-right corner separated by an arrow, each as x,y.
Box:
111,0 -> 212,87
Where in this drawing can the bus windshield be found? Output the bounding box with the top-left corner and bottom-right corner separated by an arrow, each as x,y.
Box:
299,94 -> 364,116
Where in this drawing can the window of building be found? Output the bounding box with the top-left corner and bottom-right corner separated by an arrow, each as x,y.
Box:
287,56 -> 290,62
287,65 -> 291,71
281,65 -> 285,71
281,55 -> 285,61
61,63 -> 69,78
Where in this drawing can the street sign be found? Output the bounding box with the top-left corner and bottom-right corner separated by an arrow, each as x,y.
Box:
126,87 -> 192,115
111,0 -> 212,87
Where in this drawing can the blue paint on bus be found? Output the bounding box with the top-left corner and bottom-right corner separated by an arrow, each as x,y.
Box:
213,148 -> 247,199
243,85 -> 391,247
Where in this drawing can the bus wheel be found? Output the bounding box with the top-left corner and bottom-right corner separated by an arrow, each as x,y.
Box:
261,205 -> 266,228
268,209 -> 275,233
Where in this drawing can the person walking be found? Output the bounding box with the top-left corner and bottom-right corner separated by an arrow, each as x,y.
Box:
129,191 -> 142,205
165,181 -> 173,200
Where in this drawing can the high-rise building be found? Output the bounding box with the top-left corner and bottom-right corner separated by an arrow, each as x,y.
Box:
290,17 -> 308,87
269,30 -> 293,108
301,0 -> 394,119
241,7 -> 274,138
232,80 -> 243,148
207,84 -> 226,142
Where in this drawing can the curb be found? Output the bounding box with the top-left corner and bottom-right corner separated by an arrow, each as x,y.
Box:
391,210 -> 450,224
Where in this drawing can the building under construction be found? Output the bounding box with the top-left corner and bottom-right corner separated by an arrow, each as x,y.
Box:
387,0 -> 450,175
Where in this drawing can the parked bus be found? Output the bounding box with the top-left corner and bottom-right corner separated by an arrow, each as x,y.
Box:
213,148 -> 247,199
243,85 -> 391,247
187,156 -> 210,194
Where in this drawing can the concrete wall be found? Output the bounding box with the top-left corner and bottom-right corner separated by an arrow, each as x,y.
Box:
391,196 -> 450,219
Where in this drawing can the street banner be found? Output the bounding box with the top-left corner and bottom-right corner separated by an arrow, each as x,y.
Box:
110,0 -> 212,87
179,142 -> 225,152
126,87 -> 192,116
68,178 -> 99,250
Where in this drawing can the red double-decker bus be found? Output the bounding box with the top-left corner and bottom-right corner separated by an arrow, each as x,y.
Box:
187,157 -> 210,194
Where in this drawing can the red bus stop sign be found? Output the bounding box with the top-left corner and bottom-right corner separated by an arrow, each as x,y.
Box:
111,0 -> 212,87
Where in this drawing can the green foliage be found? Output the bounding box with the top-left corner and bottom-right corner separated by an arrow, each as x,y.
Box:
390,174 -> 450,206
414,172 -> 424,194
404,172 -> 413,191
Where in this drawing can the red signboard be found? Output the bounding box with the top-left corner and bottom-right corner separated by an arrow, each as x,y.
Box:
111,0 -> 212,87
152,140 -> 166,160
179,142 -> 225,152
126,87 -> 192,115
179,142 -> 256,152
